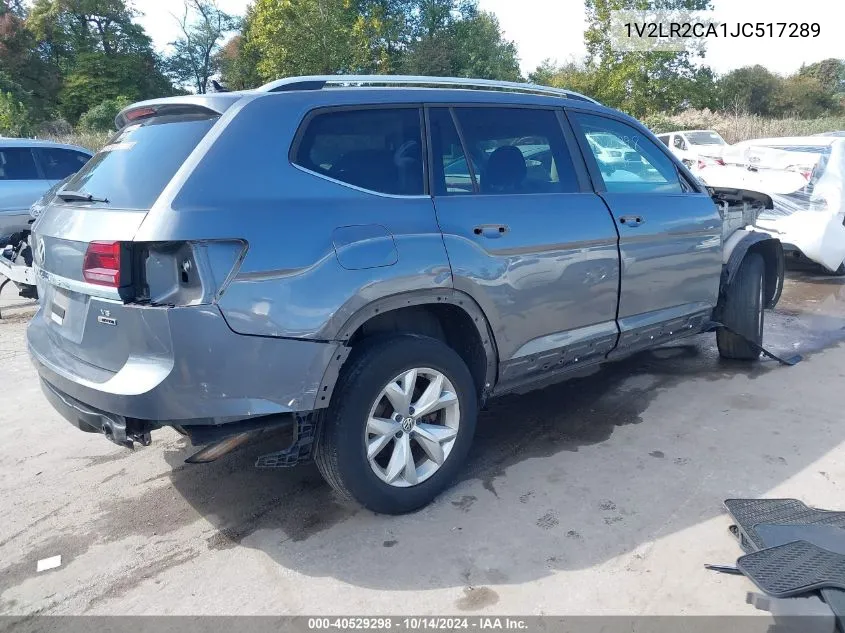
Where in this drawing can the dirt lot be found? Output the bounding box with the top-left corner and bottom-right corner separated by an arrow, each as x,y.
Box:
0,270 -> 843,616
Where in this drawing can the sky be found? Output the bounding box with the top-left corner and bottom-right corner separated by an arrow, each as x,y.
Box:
136,0 -> 844,77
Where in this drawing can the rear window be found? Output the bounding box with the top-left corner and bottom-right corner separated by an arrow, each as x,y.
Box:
61,115 -> 218,209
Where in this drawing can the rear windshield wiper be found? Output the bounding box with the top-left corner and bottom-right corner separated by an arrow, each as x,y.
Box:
57,190 -> 110,204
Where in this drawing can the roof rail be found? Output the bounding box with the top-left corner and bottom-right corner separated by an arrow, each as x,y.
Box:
256,75 -> 600,105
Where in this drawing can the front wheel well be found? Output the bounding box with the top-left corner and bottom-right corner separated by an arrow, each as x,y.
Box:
347,304 -> 490,398
722,235 -> 784,311
747,239 -> 784,309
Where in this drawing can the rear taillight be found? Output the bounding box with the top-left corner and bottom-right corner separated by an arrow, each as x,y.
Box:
83,241 -> 121,287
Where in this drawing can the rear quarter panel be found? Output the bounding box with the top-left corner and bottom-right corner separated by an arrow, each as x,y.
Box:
134,94 -> 451,340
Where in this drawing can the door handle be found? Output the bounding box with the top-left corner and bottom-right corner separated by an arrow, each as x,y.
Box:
618,215 -> 644,227
473,224 -> 509,239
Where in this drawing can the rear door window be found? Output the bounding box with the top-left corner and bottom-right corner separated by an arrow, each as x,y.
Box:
37,148 -> 91,180
0,147 -> 40,180
292,107 -> 424,196
441,107 -> 579,195
572,113 -> 683,194
61,114 -> 219,209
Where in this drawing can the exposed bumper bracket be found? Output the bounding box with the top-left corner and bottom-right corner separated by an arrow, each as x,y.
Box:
255,413 -> 317,468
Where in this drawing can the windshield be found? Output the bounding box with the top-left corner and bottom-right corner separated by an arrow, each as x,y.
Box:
685,131 -> 725,146
61,115 -> 219,209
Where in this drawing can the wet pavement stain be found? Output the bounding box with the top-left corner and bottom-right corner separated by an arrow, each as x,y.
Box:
382,540 -> 398,548
81,548 -> 200,613
536,511 -> 560,530
649,451 -> 665,459
455,586 -> 500,611
451,496 -> 477,513
0,532 -> 93,591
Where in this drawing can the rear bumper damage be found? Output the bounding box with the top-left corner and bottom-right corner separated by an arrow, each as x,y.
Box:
27,303 -> 342,429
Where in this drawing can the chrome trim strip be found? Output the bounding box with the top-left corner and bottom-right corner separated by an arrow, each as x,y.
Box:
290,163 -> 431,200
34,265 -> 123,301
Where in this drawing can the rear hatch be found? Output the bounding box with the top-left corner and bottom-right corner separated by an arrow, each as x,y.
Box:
31,102 -> 224,373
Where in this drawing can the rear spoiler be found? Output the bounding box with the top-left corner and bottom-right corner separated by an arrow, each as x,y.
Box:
708,187 -> 774,210
114,94 -> 246,130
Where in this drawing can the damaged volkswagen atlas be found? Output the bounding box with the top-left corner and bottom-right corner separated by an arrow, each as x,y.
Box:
28,76 -> 784,514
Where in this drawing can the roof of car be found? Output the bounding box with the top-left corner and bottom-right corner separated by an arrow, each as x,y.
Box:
0,137 -> 93,153
117,75 -> 631,129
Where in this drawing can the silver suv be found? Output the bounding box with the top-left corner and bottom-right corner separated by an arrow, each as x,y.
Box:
28,76 -> 784,514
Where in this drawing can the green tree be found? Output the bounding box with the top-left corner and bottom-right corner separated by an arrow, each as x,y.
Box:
717,65 -> 782,115
165,0 -> 239,94
77,94 -> 130,131
0,89 -> 34,136
0,0 -> 61,118
243,0 -> 363,81
29,0 -> 174,122
581,0 -> 714,116
401,1 -> 521,79
776,74 -> 839,118
529,59 -> 597,96
217,33 -> 262,89
799,58 -> 845,97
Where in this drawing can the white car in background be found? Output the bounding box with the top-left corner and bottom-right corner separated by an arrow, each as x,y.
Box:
656,129 -> 728,168
696,136 -> 845,273
585,132 -> 632,164
0,138 -> 93,243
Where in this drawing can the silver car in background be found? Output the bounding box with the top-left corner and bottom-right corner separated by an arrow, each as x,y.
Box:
0,138 -> 92,243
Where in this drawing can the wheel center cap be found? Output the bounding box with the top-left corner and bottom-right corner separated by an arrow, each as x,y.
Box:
401,417 -> 415,432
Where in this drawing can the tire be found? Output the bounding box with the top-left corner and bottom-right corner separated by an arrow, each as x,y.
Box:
717,252 -> 765,360
315,334 -> 477,514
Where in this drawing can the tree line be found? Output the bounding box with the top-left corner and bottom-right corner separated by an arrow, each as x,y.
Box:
0,0 -> 842,138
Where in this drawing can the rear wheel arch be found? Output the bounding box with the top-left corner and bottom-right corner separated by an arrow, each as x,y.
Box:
316,290 -> 498,410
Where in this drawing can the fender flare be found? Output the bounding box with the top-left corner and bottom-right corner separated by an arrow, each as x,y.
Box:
313,289 -> 499,409
722,229 -> 784,309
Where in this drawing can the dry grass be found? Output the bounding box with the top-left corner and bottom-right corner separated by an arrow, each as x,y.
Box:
642,109 -> 845,143
37,130 -> 112,152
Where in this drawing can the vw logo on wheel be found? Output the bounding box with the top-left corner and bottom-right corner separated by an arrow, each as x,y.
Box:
37,238 -> 46,266
401,417 -> 415,433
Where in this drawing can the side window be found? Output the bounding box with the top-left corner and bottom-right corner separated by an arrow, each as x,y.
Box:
0,147 -> 40,181
657,135 -> 670,147
38,148 -> 90,180
292,107 -> 424,196
445,107 -> 579,195
572,113 -> 683,194
428,108 -> 475,195
673,136 -> 686,150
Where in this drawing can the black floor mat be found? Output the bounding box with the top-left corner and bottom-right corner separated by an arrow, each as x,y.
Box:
754,524 -> 845,632
725,499 -> 845,632
738,541 -> 845,598
724,499 -> 845,552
